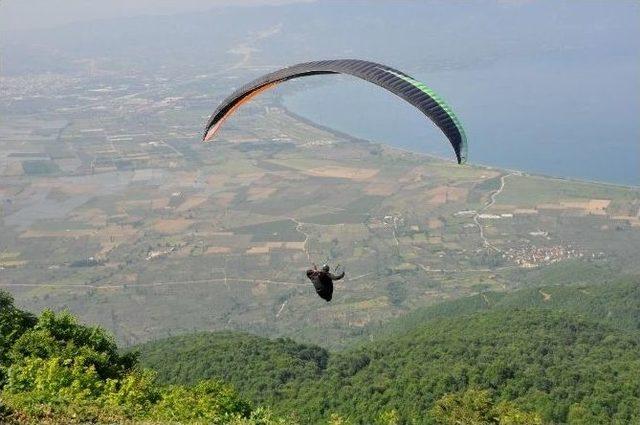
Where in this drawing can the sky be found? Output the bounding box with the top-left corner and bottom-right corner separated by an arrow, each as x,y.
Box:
0,0 -> 312,31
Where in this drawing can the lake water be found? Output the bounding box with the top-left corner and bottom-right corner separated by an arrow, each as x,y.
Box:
282,55 -> 639,186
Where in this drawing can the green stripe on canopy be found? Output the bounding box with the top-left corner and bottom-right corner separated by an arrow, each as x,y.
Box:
385,70 -> 468,164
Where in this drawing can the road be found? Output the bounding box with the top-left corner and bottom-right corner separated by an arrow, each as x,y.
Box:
0,277 -> 302,291
289,216 -> 311,262
473,172 -> 514,251
416,263 -> 517,274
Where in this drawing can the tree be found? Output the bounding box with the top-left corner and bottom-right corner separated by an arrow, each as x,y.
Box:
0,296 -> 291,424
430,388 -> 542,425
9,309 -> 137,381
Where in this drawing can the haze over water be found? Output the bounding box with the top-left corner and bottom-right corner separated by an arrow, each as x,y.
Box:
282,5 -> 640,186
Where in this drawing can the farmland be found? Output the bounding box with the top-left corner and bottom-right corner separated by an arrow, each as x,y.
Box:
1,64 -> 639,349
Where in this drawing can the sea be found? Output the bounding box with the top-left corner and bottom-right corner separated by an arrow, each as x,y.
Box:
282,54 -> 639,187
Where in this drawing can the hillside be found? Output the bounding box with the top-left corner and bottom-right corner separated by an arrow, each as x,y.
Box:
299,310 -> 639,424
138,279 -> 640,424
0,290 -> 290,424
372,276 -> 640,339
138,331 -> 328,406
1,288 -> 546,424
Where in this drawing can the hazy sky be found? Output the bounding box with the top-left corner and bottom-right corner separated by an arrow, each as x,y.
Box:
0,0 -> 312,31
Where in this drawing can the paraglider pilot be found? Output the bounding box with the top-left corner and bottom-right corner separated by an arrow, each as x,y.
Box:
306,264 -> 345,302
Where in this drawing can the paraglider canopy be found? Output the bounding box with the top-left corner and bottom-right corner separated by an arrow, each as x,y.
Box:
203,59 -> 468,164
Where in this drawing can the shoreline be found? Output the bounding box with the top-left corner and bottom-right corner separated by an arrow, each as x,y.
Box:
275,97 -> 458,164
275,99 -> 639,190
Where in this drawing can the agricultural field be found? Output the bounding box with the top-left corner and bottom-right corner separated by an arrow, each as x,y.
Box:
1,68 -> 639,349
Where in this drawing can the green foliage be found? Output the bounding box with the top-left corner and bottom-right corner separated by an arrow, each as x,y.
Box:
0,291 -> 36,385
0,290 -> 289,424
376,409 -> 401,425
9,309 -> 137,381
4,356 -> 108,420
287,310 -> 639,424
431,388 -> 493,425
430,388 -> 541,425
101,369 -> 160,419
138,331 -> 328,406
229,406 -> 296,425
374,277 -> 640,339
147,380 -> 251,422
494,277 -> 640,331
2,359 -> 251,423
139,280 -> 640,424
4,276 -> 640,424
328,413 -> 354,425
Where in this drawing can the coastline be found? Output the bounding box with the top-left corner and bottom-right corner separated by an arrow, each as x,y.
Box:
275,99 -> 639,190
274,97 -> 458,165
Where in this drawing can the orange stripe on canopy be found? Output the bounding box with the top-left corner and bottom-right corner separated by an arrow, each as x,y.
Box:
203,81 -> 280,142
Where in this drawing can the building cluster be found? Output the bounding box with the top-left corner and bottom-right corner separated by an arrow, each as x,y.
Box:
502,244 -> 585,268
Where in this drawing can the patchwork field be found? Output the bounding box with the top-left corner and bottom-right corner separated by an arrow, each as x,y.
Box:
1,70 -> 639,349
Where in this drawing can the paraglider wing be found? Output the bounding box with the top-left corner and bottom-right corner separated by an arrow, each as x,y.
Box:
203,59 -> 467,164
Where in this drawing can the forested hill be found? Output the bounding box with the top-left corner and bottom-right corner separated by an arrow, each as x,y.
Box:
138,331 -> 328,406
373,276 -> 640,339
0,290 -> 290,424
300,310 -> 638,424
138,278 -> 640,424
2,279 -> 639,423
